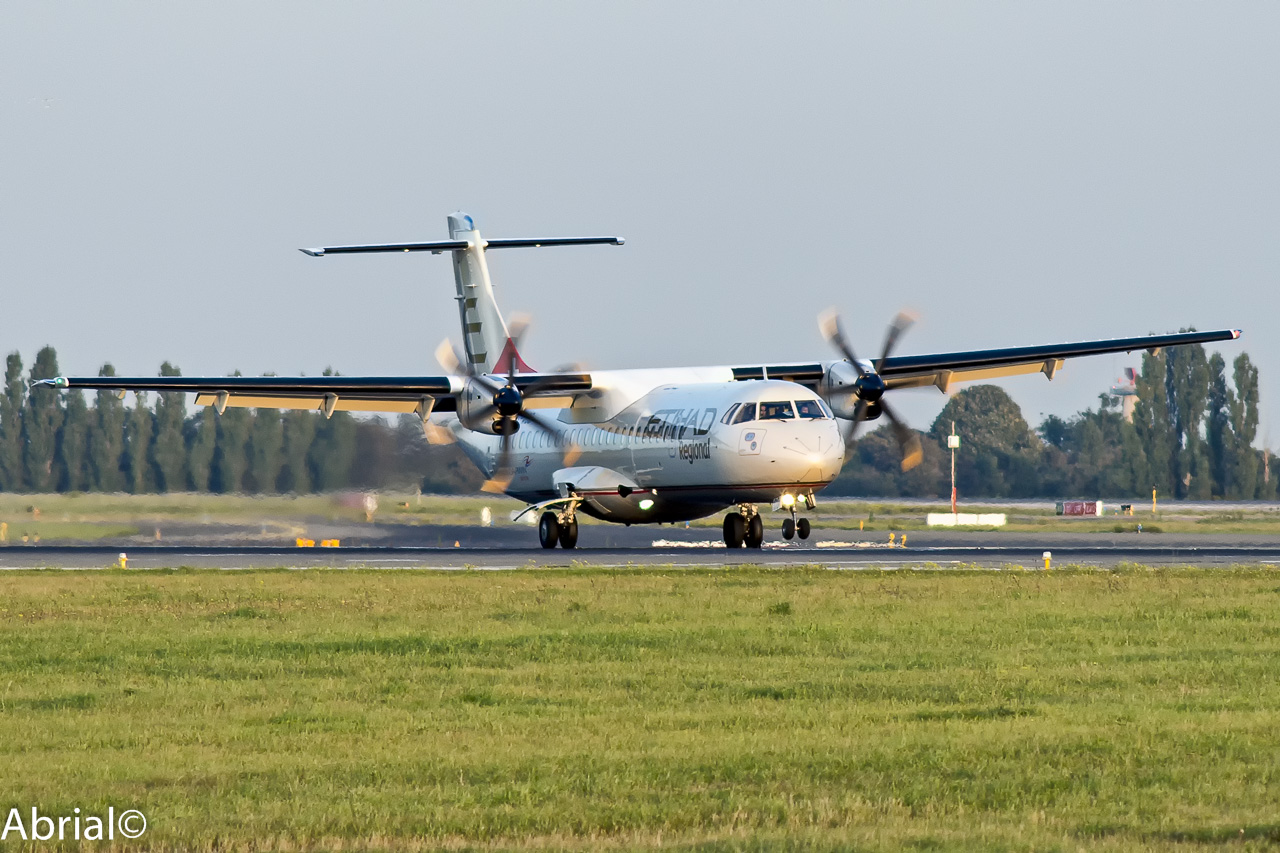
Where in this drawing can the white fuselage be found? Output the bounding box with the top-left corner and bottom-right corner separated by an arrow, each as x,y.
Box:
453,377 -> 845,524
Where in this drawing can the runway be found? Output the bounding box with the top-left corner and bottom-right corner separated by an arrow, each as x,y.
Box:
4,526 -> 1280,569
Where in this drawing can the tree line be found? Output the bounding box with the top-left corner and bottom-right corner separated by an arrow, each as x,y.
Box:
2,341 -> 1269,499
832,341 -> 1271,500
0,347 -> 480,495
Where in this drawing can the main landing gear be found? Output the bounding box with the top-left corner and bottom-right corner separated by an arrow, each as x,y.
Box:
539,508 -> 579,549
723,506 -> 764,549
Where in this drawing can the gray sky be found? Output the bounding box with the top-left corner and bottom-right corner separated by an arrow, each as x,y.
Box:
3,3 -> 1276,440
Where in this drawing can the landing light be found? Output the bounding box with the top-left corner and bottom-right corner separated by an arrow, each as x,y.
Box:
638,499 -> 655,511
780,493 -> 796,508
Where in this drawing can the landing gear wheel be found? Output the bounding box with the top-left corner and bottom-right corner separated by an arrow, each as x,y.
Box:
723,512 -> 746,548
558,517 -> 579,549
782,518 -> 796,540
745,514 -> 764,548
538,512 -> 561,549
797,518 -> 811,540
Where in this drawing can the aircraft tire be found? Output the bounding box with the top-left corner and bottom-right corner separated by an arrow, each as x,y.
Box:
558,518 -> 579,549
539,512 -> 561,549
782,518 -> 796,540
745,514 -> 764,548
797,518 -> 811,540
723,513 -> 746,548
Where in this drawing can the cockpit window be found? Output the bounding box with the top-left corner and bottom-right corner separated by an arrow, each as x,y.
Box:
818,399 -> 834,418
759,401 -> 795,420
795,400 -> 826,419
732,402 -> 756,424
720,403 -> 741,425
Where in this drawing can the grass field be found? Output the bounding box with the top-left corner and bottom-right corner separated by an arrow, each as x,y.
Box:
2,566 -> 1279,851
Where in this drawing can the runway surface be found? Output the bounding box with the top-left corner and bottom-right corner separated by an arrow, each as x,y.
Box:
4,524 -> 1280,569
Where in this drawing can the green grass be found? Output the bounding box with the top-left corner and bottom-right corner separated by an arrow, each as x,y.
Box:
1,567 -> 1279,850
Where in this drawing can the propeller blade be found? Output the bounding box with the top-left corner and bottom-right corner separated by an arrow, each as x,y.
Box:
435,339 -> 467,376
818,309 -> 865,377
881,401 -> 923,471
480,426 -> 515,493
845,400 -> 869,449
422,420 -> 456,445
875,310 -> 917,372
507,312 -> 531,352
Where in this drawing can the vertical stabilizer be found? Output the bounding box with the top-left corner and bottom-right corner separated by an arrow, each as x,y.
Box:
447,213 -> 533,375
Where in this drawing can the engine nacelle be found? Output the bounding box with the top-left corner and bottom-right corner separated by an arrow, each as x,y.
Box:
819,361 -> 862,419
819,362 -> 888,421
455,378 -> 516,435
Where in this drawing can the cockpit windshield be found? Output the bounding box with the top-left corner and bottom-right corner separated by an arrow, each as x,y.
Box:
796,400 -> 826,419
759,401 -> 795,420
730,398 -> 833,424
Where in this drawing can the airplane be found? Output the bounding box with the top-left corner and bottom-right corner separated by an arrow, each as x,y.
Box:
35,212 -> 1241,550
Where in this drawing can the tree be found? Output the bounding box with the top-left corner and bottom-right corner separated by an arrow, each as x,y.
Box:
185,407 -> 217,492
1205,352 -> 1233,497
245,408 -> 283,493
210,373 -> 251,494
151,362 -> 187,492
308,411 -> 357,491
929,386 -> 1042,498
122,392 -> 154,493
22,346 -> 64,492
1133,349 -> 1175,496
87,364 -> 126,492
1165,337 -> 1210,498
306,368 -> 357,491
0,353 -> 25,491
56,389 -> 90,491
1230,353 -> 1260,499
278,410 -> 317,493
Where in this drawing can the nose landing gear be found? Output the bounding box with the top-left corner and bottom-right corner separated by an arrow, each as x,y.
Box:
723,505 -> 764,549
780,497 -> 812,541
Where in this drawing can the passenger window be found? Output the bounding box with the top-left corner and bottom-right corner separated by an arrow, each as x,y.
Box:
760,401 -> 795,420
732,403 -> 756,424
720,403 -> 741,425
795,400 -> 825,419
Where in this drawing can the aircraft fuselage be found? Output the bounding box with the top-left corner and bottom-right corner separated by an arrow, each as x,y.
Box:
453,379 -> 844,524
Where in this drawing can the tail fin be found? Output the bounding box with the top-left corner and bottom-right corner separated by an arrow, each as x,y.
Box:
447,213 -> 532,375
300,213 -> 623,375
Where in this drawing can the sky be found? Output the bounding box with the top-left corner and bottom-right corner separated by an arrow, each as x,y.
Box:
3,3 -> 1277,441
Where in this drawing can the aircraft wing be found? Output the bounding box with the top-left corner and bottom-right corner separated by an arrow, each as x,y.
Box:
729,328 -> 1242,393
876,328 -> 1241,392
34,373 -> 593,416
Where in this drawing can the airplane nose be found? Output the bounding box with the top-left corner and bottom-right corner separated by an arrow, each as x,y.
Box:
770,423 -> 844,483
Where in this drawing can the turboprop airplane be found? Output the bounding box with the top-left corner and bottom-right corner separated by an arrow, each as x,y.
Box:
36,213 -> 1241,550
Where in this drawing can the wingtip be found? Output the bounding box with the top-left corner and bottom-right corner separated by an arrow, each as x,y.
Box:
299,248 -> 325,257
1232,329 -> 1243,339
614,237 -> 626,246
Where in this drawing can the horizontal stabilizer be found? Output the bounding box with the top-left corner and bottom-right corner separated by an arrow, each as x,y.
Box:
300,236 -> 623,257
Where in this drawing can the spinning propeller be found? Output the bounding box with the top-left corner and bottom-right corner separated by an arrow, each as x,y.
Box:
819,309 -> 923,471
434,322 -> 579,493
